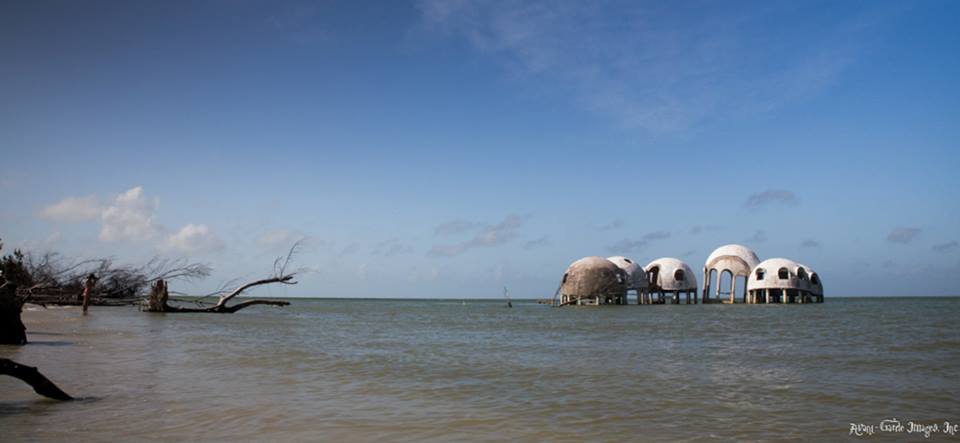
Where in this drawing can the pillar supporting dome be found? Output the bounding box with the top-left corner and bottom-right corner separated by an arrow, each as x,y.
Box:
746,258 -> 824,304
642,258 -> 699,305
702,244 -> 760,304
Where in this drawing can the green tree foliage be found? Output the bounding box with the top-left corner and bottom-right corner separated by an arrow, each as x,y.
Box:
0,238 -> 33,287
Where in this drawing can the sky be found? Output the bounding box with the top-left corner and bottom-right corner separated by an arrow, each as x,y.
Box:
1,0 -> 958,298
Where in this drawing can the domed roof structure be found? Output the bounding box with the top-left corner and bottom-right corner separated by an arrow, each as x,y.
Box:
747,258 -> 807,291
606,256 -> 649,290
798,263 -> 823,295
705,244 -> 760,276
560,256 -> 628,299
644,258 -> 697,291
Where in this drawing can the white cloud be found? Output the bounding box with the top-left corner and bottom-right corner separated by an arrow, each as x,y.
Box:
418,0 -> 873,132
523,236 -> 549,250
162,224 -> 225,254
744,190 -> 799,209
257,229 -> 294,249
887,227 -> 920,245
99,186 -> 162,242
606,230 -> 670,253
44,231 -> 62,245
597,220 -> 624,231
39,195 -> 101,222
434,220 -> 477,236
407,266 -> 440,282
429,214 -> 526,257
11,231 -> 64,252
39,186 -> 225,255
373,238 -> 414,256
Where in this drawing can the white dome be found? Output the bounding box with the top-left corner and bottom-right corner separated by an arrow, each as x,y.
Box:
747,258 -> 809,291
606,256 -> 649,290
644,257 -> 697,291
798,263 -> 823,295
705,244 -> 760,276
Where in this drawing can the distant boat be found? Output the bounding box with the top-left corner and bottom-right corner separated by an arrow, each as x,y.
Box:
504,286 -> 512,308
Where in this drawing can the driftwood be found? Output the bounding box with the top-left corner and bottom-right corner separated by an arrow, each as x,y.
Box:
144,279 -> 291,313
0,358 -> 73,400
142,242 -> 301,313
0,281 -> 27,344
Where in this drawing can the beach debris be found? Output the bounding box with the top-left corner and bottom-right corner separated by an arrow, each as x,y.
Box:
0,358 -> 73,401
142,241 -> 302,313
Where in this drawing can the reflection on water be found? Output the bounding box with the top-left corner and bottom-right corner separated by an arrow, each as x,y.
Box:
2,298 -> 959,441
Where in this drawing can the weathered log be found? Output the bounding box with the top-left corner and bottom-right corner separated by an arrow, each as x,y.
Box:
0,282 -> 27,345
214,275 -> 294,309
0,358 -> 73,401
142,242 -> 300,314
214,299 -> 290,313
145,279 -> 169,312
143,277 -> 291,313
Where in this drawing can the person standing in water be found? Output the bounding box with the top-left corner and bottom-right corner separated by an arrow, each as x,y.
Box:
82,273 -> 98,314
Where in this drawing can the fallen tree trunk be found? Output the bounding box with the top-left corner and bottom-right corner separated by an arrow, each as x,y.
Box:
144,279 -> 290,313
0,358 -> 73,400
0,282 -> 27,345
142,242 -> 300,313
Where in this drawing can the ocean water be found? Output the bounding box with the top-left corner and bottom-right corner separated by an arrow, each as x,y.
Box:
1,297 -> 958,442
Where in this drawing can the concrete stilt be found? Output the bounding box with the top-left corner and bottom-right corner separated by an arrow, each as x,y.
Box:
702,268 -> 708,304
730,276 -> 737,304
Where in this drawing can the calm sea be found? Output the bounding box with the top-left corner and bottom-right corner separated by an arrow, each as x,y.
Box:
1,297 -> 958,442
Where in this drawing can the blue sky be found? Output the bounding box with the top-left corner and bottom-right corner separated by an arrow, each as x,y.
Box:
2,0 -> 958,297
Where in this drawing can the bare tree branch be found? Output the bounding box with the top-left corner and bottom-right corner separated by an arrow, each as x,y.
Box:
214,240 -> 302,307
143,240 -> 303,314
215,275 -> 296,308
20,252 -> 212,306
